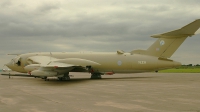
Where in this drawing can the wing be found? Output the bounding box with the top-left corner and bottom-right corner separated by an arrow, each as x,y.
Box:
25,56 -> 100,77
1,73 -> 39,77
27,56 -> 57,65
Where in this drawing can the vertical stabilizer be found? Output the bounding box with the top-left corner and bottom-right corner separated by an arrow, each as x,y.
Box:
146,19 -> 200,58
146,37 -> 187,58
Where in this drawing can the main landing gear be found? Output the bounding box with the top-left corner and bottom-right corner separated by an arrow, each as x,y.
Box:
86,66 -> 102,79
90,73 -> 102,79
58,73 -> 70,81
42,76 -> 49,81
41,73 -> 71,81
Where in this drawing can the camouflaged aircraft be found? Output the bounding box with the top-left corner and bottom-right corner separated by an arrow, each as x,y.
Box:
3,19 -> 200,81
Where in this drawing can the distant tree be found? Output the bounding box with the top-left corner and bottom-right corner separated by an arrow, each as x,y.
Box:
187,64 -> 193,66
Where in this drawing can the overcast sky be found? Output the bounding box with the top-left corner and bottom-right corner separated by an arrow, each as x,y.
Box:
0,0 -> 200,68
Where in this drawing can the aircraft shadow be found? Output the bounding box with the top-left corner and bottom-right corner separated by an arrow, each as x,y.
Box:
36,76 -> 155,86
1,74 -> 156,86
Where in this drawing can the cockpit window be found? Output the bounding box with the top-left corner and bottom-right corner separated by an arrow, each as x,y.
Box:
16,60 -> 21,66
14,56 -> 21,66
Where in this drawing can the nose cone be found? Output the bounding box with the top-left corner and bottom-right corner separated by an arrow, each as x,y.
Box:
5,61 -> 14,69
5,60 -> 26,73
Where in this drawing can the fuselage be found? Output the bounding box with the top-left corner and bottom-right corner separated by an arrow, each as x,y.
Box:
6,52 -> 181,73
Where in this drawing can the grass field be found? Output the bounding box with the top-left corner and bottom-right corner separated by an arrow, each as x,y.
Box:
159,68 -> 200,73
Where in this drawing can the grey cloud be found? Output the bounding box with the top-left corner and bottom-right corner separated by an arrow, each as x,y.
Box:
37,3 -> 60,13
0,0 -> 200,67
0,1 -> 12,7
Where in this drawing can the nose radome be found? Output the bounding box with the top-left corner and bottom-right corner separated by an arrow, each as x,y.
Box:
5,61 -> 13,69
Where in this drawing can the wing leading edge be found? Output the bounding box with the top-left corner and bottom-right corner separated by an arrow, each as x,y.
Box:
24,56 -> 101,77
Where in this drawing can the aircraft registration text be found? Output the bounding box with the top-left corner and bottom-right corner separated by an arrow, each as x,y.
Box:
138,61 -> 147,64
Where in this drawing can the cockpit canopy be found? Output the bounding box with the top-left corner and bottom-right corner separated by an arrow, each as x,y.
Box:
13,56 -> 21,66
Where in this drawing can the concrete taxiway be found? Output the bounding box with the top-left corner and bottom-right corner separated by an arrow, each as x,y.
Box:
0,72 -> 200,112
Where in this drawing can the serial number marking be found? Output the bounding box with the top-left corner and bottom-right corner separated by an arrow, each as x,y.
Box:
138,61 -> 147,64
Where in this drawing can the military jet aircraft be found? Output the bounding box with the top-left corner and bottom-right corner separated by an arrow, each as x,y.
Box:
3,19 -> 200,81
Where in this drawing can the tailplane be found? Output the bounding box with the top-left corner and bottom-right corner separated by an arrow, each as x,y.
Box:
131,19 -> 200,58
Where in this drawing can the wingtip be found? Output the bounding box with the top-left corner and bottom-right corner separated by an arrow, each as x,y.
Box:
194,19 -> 200,22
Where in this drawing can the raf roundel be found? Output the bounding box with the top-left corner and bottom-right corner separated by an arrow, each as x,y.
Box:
160,40 -> 165,46
117,61 -> 122,66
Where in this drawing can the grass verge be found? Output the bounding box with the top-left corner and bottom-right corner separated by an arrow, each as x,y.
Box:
159,69 -> 200,73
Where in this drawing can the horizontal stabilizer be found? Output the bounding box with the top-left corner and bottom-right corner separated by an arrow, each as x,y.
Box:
117,50 -> 125,54
151,19 -> 200,38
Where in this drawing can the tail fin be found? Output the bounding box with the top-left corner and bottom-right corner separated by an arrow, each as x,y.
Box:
132,19 -> 200,58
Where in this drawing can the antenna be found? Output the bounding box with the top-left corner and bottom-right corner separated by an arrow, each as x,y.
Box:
50,52 -> 52,61
7,54 -> 20,55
